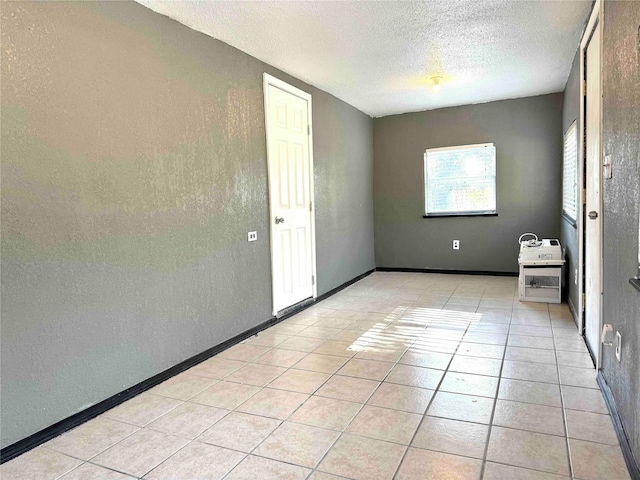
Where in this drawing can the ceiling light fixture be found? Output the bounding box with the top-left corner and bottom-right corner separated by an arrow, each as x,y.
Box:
430,76 -> 442,93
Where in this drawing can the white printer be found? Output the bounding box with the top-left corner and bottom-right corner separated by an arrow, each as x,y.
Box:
517,233 -> 564,303
518,238 -> 564,265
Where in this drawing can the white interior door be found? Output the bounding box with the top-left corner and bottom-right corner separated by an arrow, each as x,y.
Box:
264,74 -> 316,316
584,22 -> 602,366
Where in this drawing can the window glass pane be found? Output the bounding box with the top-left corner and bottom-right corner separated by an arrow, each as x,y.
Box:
425,144 -> 496,215
562,122 -> 578,221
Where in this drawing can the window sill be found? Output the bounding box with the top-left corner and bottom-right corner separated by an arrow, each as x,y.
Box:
630,277 -> 640,293
561,212 -> 577,229
423,213 -> 499,219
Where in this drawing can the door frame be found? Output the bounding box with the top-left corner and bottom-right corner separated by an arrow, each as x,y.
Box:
578,0 -> 603,367
263,73 -> 317,316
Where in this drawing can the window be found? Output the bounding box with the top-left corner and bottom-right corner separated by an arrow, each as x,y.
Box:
424,143 -> 496,216
562,121 -> 578,222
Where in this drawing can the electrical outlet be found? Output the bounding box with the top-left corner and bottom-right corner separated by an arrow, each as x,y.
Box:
453,240 -> 460,250
248,231 -> 257,242
574,269 -> 578,285
615,331 -> 622,362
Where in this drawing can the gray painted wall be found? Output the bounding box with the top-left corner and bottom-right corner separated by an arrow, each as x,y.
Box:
561,51 -> 581,313
0,1 -> 374,448
373,94 -> 563,272
601,0 -> 640,464
313,97 -> 374,294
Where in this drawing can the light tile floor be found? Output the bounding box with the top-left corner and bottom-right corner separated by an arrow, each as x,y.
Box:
2,272 -> 632,480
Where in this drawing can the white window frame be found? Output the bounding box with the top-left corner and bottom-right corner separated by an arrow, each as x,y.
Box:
424,142 -> 497,216
562,120 -> 578,223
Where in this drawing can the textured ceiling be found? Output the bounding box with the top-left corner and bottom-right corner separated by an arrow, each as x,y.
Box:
136,0 -> 592,117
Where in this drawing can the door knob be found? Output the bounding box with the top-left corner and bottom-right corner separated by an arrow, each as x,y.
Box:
588,211 -> 598,219
275,216 -> 285,224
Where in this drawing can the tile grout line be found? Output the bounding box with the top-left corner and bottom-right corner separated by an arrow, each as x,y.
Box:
141,437 -> 205,479
478,302 -> 513,480
230,299 -> 409,479
86,398 -> 195,479
113,384 -> 254,479
297,287 -> 441,478
478,459 -> 575,478
306,302 -> 428,479
390,304 -> 469,480
307,353 -> 401,473
217,361 -> 343,480
553,324 -> 576,479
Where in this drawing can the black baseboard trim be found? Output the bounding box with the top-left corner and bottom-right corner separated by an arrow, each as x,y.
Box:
0,316 -> 277,464
375,267 -> 518,277
0,268 -> 375,464
316,269 -> 375,303
597,371 -> 640,480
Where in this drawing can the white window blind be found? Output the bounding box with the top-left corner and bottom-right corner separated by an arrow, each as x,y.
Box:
562,121 -> 578,221
424,143 -> 496,215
